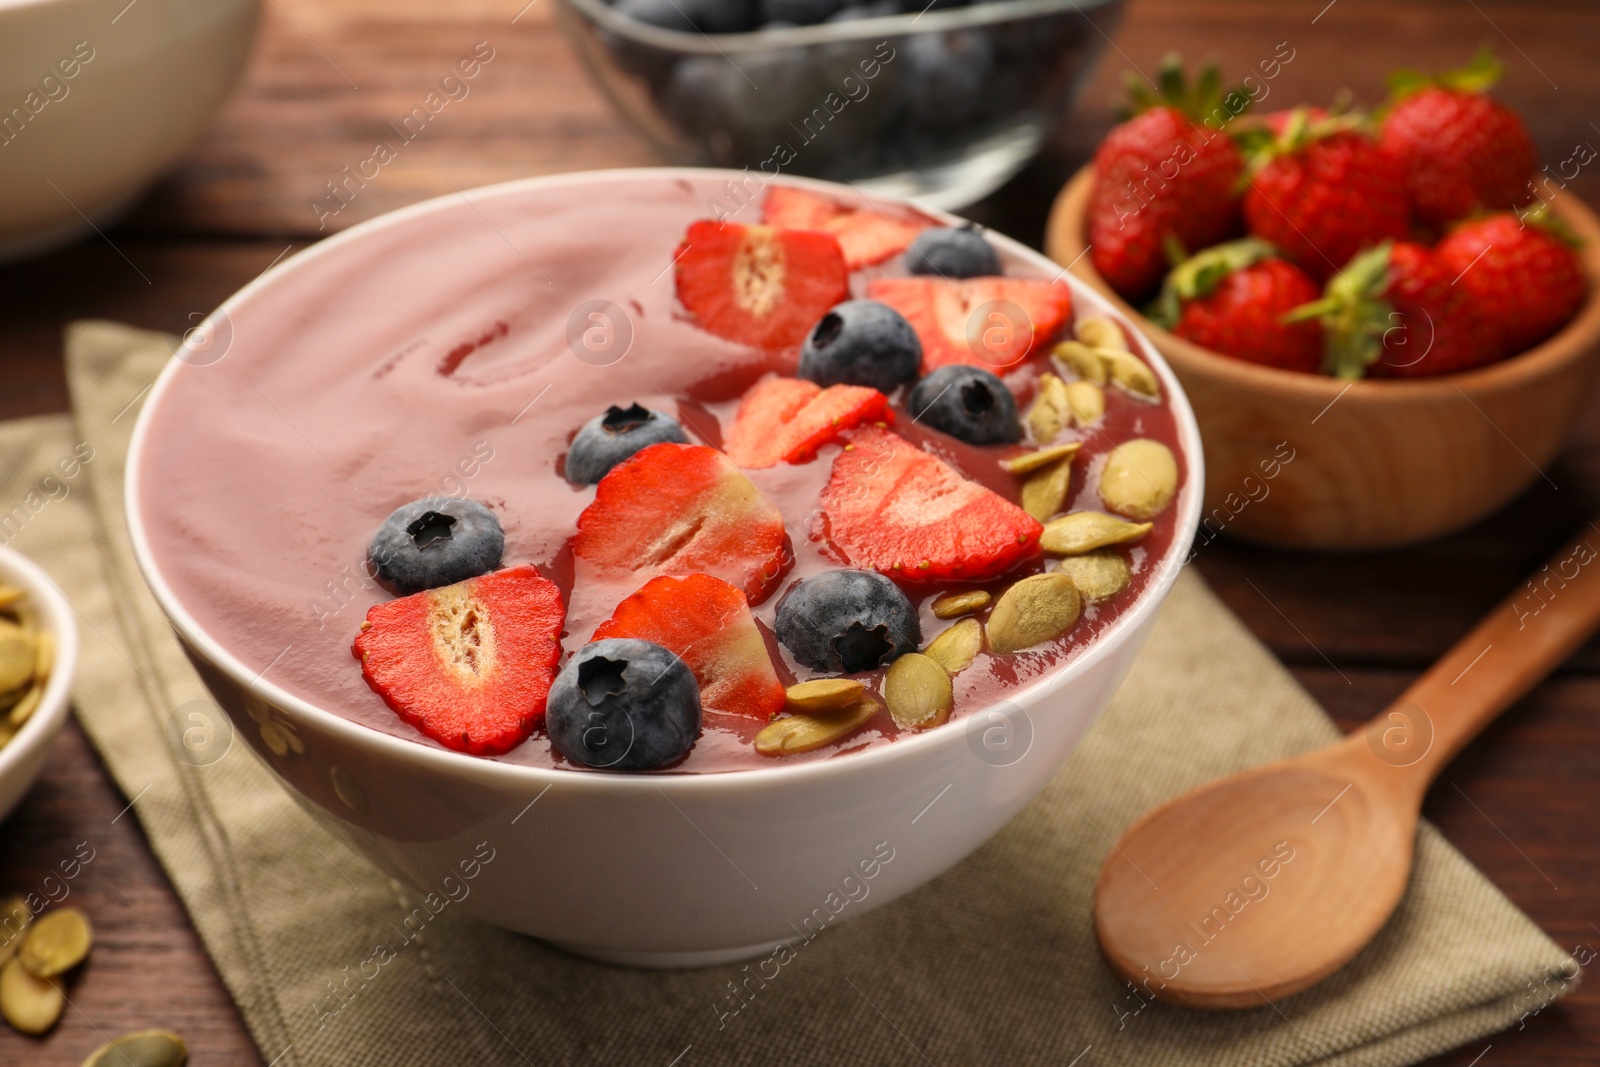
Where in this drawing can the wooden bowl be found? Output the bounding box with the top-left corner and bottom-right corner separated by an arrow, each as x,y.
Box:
1046,167 -> 1600,550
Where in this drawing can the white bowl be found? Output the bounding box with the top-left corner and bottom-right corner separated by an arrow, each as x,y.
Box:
0,546 -> 79,825
125,168 -> 1204,967
0,0 -> 260,260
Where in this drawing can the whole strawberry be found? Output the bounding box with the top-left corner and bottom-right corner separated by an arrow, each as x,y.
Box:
1435,211 -> 1588,356
1288,241 -> 1498,378
1378,49 -> 1536,228
1151,238 -> 1324,373
1241,109 -> 1409,283
1088,57 -> 1246,302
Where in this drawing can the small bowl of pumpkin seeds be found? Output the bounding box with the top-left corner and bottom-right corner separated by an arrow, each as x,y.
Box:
0,545 -> 78,827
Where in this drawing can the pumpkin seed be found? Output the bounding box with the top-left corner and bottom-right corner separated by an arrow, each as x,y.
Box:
1020,457 -> 1073,522
785,678 -> 865,714
1100,439 -> 1179,520
1055,551 -> 1132,602
1001,442 -> 1080,476
1026,373 -> 1072,442
925,618 -> 983,674
1041,511 -> 1153,555
884,653 -> 953,731
0,622 -> 33,694
987,573 -> 1083,653
1075,315 -> 1129,351
932,590 -> 991,619
0,587 -> 23,611
81,1029 -> 190,1067
0,897 -> 30,967
1052,341 -> 1109,384
19,906 -> 91,978
1065,380 -> 1105,425
755,696 -> 880,756
8,686 -> 41,728
1102,349 -> 1161,399
0,957 -> 62,1035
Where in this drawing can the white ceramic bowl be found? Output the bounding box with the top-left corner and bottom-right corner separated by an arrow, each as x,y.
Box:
0,0 -> 260,260
0,546 -> 79,825
125,169 -> 1204,967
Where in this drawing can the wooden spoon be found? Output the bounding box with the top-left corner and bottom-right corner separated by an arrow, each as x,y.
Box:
1095,521 -> 1600,1009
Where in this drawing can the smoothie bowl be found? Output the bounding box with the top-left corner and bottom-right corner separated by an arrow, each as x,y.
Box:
126,168 -> 1202,966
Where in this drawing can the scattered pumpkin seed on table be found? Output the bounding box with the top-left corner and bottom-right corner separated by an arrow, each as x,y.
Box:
931,590 -> 991,619
755,697 -> 880,756
784,678 -> 864,714
0,957 -> 63,1035
987,573 -> 1083,654
1074,315 -> 1128,351
925,618 -> 983,674
19,906 -> 92,977
1040,511 -> 1153,555
1055,550 -> 1132,602
1099,438 -> 1179,520
884,653 -> 953,730
81,1029 -> 190,1067
1052,341 -> 1108,384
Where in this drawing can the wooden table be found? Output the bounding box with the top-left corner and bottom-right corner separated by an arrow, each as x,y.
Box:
2,0 -> 1596,1063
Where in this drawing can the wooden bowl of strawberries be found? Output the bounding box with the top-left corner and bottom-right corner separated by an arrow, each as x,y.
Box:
1045,52 -> 1600,550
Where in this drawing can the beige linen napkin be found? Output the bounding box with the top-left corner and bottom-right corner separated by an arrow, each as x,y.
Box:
0,319 -> 1578,1067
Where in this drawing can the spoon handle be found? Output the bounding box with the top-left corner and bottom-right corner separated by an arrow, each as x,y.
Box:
1377,520 -> 1600,786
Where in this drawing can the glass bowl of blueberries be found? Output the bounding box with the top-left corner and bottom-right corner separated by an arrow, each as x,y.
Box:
554,0 -> 1124,208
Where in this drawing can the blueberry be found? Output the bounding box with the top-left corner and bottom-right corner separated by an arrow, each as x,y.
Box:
901,31 -> 994,127
798,300 -> 922,394
826,0 -> 899,17
908,365 -> 1020,445
616,0 -> 755,32
369,497 -> 504,596
546,639 -> 702,770
775,570 -> 920,673
906,225 -> 1001,278
566,404 -> 689,485
761,0 -> 840,22
614,0 -> 695,31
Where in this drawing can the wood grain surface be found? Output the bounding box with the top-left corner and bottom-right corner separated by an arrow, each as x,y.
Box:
1,0 -> 1596,1063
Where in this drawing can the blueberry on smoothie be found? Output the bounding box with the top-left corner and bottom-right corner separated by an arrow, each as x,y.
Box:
906,226 -> 1001,279
908,365 -> 1020,445
368,497 -> 505,596
546,639 -> 702,771
798,300 -> 922,394
775,570 -> 920,673
566,403 -> 689,485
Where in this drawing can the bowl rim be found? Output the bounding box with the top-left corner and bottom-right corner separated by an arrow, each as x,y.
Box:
124,166 -> 1204,795
1046,164 -> 1600,402
0,544 -> 79,790
556,0 -> 1120,53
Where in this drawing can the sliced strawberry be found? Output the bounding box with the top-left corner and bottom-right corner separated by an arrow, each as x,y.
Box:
592,573 -> 785,721
674,220 -> 850,350
866,277 -> 1073,373
352,565 -> 564,756
723,376 -> 893,468
574,442 -> 790,603
820,427 -> 1042,581
762,186 -> 931,269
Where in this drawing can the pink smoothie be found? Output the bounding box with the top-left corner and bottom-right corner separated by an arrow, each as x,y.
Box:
133,172 -> 1187,772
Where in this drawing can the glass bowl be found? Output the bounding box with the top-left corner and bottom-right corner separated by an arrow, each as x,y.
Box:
553,0 -> 1124,208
